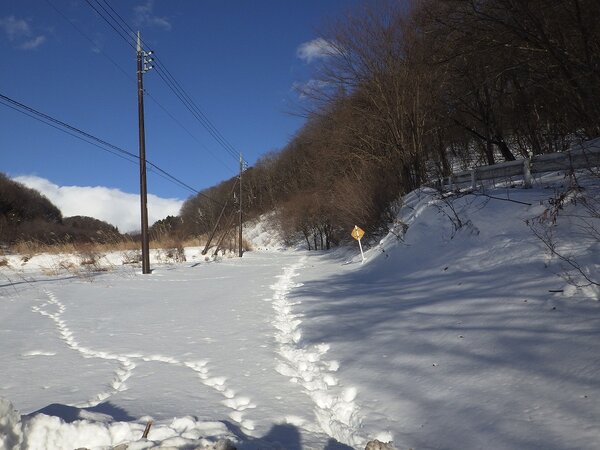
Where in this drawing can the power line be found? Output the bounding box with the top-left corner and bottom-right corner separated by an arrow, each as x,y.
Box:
152,65 -> 239,161
0,93 -> 137,160
93,0 -> 137,45
45,0 -> 242,200
85,0 -> 243,164
98,0 -> 138,40
0,99 -> 139,166
154,62 -> 240,160
0,92 -> 224,206
84,0 -> 136,51
46,0 -> 235,173
144,89 -> 237,173
95,0 -> 240,160
45,0 -> 133,83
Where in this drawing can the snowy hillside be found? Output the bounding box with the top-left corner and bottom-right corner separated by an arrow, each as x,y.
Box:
1,173 -> 599,450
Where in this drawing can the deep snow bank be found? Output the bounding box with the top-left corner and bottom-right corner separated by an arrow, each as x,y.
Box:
360,175 -> 599,300
0,398 -> 22,449
0,397 -> 236,450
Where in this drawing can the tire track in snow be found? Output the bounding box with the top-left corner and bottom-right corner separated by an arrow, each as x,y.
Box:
31,289 -> 257,434
270,257 -> 365,448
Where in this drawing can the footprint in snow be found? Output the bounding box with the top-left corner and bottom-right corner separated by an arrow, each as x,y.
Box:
269,257 -> 367,448
32,290 -> 259,435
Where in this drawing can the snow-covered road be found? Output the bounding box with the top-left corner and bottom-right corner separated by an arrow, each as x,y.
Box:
1,251 -> 369,449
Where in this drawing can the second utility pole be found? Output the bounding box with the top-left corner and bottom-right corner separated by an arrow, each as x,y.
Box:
137,31 -> 151,274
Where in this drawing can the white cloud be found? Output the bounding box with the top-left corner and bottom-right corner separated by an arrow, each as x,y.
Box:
13,176 -> 183,233
90,32 -> 105,54
0,15 -> 46,50
297,38 -> 338,63
19,35 -> 46,50
292,79 -> 331,100
133,0 -> 172,31
0,16 -> 30,40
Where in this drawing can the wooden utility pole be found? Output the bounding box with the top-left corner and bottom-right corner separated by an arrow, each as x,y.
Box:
214,213 -> 237,257
201,178 -> 238,255
238,154 -> 243,257
137,31 -> 151,274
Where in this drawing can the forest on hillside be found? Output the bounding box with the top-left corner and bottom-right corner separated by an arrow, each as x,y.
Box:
178,0 -> 600,249
0,174 -> 122,246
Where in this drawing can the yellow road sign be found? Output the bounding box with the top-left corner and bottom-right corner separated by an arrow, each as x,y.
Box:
351,225 -> 365,241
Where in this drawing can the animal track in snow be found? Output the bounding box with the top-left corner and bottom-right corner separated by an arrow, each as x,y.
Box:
270,257 -> 366,448
31,289 -> 257,434
21,350 -> 56,357
32,291 -> 136,408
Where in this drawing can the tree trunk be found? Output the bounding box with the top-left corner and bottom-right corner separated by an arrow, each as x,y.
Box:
495,138 -> 516,161
302,230 -> 312,250
485,137 -> 495,165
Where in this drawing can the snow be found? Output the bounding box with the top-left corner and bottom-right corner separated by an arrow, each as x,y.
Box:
1,173 -> 600,449
242,212 -> 287,251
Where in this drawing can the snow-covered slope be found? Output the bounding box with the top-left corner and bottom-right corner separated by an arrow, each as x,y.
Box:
1,174 -> 599,449
292,175 -> 599,449
243,212 -> 286,251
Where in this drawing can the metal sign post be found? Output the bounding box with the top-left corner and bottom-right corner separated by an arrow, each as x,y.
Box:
351,225 -> 365,263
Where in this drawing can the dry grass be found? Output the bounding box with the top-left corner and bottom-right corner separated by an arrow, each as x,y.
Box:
6,234 -> 218,269
11,239 -> 50,256
9,237 -> 156,257
10,238 -> 140,256
151,236 -> 189,263
242,238 -> 253,252
150,235 -> 207,250
150,237 -> 182,250
121,250 -> 142,265
8,232 -> 236,257
2,235 -> 217,280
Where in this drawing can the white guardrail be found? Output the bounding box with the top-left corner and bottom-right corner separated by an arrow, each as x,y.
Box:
438,140 -> 600,190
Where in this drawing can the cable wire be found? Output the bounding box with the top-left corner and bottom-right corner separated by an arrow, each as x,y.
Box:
152,65 -> 239,161
93,0 -> 137,44
0,92 -> 224,205
151,61 -> 240,160
45,0 -> 134,83
45,0 -> 235,174
96,0 -> 240,159
86,0 -> 243,164
0,100 -> 139,166
84,0 -> 136,51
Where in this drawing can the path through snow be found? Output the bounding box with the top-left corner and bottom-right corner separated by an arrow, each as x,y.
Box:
2,252 -> 364,449
270,257 -> 365,448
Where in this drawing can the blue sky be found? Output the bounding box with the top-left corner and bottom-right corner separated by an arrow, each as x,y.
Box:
0,0 -> 360,229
